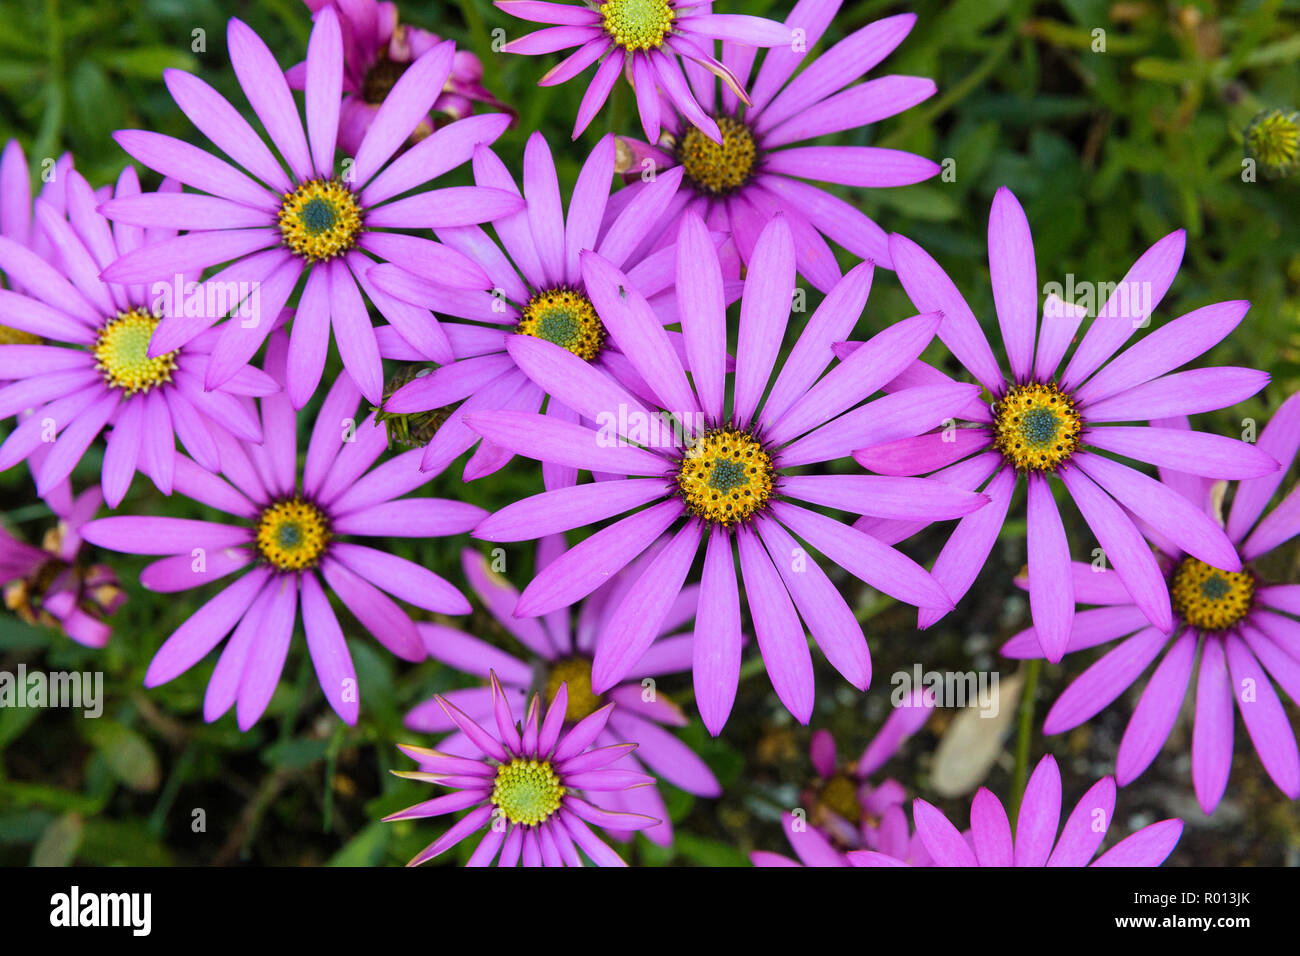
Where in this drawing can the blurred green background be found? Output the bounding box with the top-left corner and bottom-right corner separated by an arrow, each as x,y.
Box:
1,0 -> 1299,866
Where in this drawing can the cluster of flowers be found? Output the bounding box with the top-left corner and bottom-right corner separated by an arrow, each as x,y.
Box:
1,0 -> 1297,867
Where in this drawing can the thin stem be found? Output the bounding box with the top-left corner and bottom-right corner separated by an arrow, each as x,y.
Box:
1009,657 -> 1041,825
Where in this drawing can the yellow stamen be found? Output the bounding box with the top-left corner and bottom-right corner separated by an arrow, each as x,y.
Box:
677,426 -> 775,526
516,288 -> 606,361
255,497 -> 331,571
819,773 -> 862,822
277,179 -> 362,263
1170,557 -> 1254,632
491,758 -> 565,826
992,382 -> 1082,472
601,0 -> 675,51
678,116 -> 757,196
544,658 -> 604,723
92,308 -> 178,395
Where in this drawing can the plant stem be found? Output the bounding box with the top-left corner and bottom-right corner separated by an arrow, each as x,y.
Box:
1009,658 -> 1041,825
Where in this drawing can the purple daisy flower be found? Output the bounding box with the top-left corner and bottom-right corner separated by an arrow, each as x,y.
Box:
464,212 -> 987,732
751,699 -> 933,867
385,674 -> 658,866
854,187 -> 1277,661
0,167 -> 280,504
849,754 -> 1183,867
1,139 -> 45,349
404,539 -> 721,847
2,450 -> 124,648
1,139 -> 36,254
367,131 -> 730,482
286,0 -> 512,157
1004,396 -> 1300,813
497,0 -> 793,142
98,10 -> 522,408
611,4 -> 939,291
77,333 -> 484,729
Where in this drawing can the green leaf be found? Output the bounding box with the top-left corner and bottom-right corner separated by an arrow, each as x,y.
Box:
32,813 -> 83,867
83,722 -> 161,792
78,819 -> 174,866
327,822 -> 389,866
93,46 -> 198,79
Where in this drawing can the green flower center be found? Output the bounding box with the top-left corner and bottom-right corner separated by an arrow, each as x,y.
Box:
92,308 -> 179,395
516,289 -> 606,361
491,758 -> 565,827
601,0 -> 675,51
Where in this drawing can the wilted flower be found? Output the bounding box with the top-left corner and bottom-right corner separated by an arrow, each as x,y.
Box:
1244,108 -> 1300,179
1,451 -> 123,648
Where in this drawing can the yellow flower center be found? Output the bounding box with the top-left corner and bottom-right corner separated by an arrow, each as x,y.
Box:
277,179 -> 363,263
491,758 -> 565,827
92,308 -> 179,395
362,56 -> 410,105
0,325 -> 41,345
1245,109 -> 1300,178
601,0 -> 675,51
255,497 -> 331,571
677,427 -> 775,526
1170,557 -> 1254,632
992,382 -> 1082,472
819,773 -> 862,822
516,288 -> 606,361
544,657 -> 604,723
678,116 -> 758,196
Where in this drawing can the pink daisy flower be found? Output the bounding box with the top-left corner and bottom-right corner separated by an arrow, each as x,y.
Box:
497,0 -> 793,142
78,333 -> 484,729
286,0 -> 512,157
612,5 -> 939,291
850,754 -> 1183,867
1005,395 -> 1300,813
99,10 -> 521,408
752,697 -> 933,867
386,674 -> 659,866
854,187 -> 1277,661
0,167 -> 278,505
404,539 -> 721,847
367,131 -> 731,482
